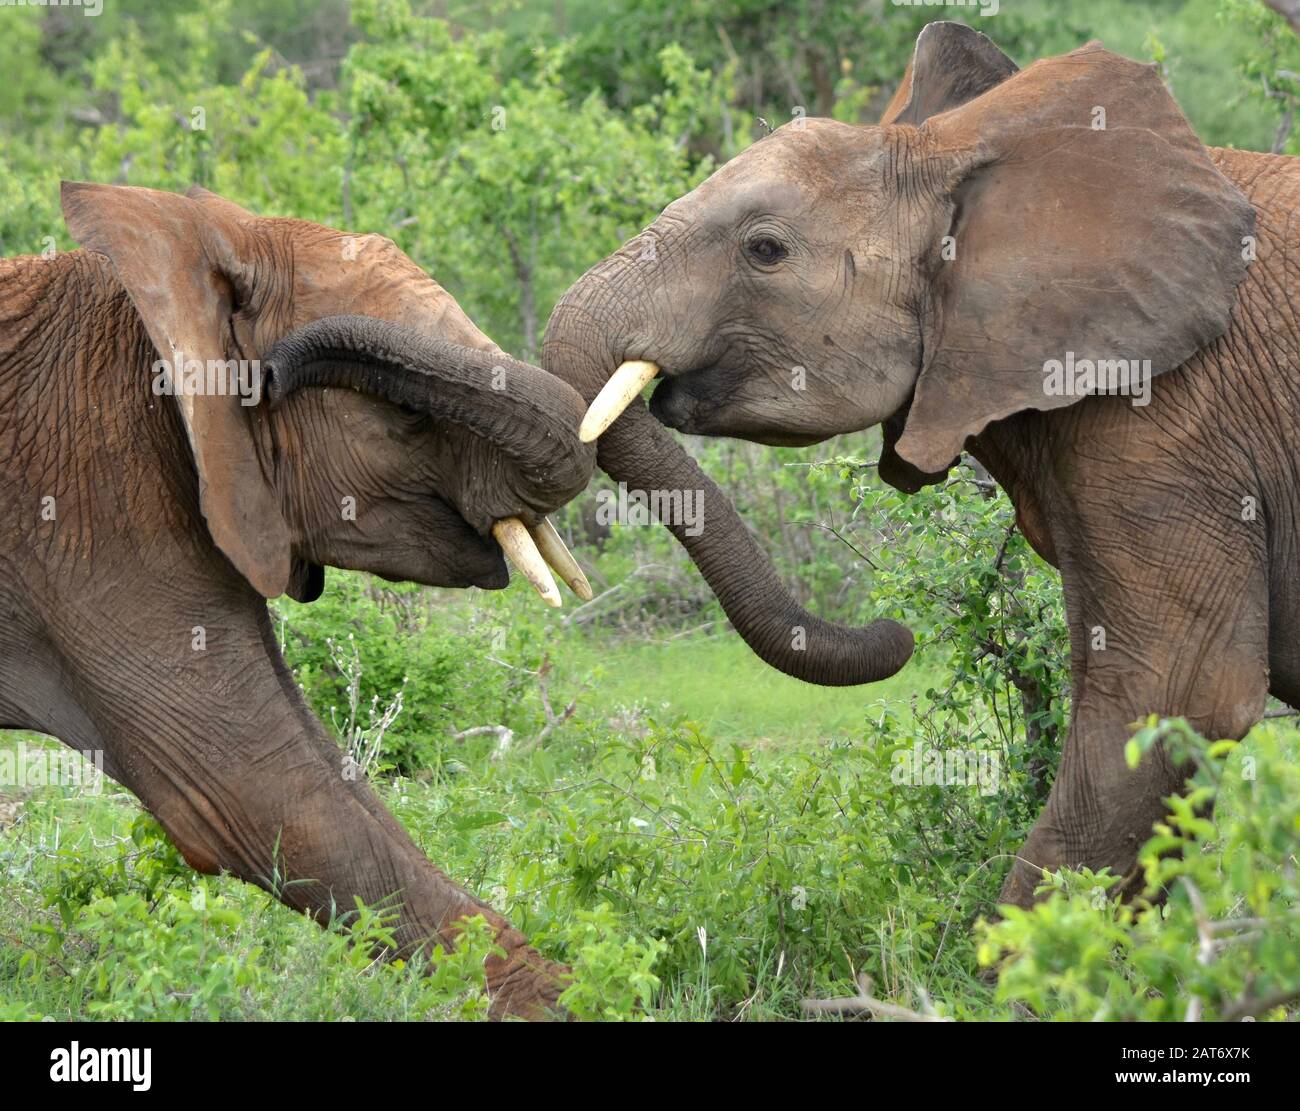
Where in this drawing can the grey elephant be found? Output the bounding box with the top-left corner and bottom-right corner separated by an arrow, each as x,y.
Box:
0,182 -> 599,1017
542,23 -> 1298,906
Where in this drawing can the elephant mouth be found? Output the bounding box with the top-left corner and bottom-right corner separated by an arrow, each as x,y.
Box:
263,316 -> 595,608
394,492 -> 507,591
648,371 -> 825,447
470,552 -> 511,592
429,494 -> 591,604
583,346 -> 824,447
462,520 -> 511,592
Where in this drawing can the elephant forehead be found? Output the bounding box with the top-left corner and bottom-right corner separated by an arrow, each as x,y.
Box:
677,175 -> 807,226
668,121 -> 885,228
277,225 -> 501,356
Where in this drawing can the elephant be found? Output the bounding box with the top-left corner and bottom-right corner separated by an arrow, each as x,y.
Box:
541,22 -> 1299,908
0,181 -> 601,1017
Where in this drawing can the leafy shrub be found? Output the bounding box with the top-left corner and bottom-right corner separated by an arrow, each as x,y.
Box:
413,718 -> 1008,1011
77,886 -> 264,1020
979,719 -> 1300,1020
275,573 -> 530,774
41,811 -> 192,928
556,903 -> 665,1021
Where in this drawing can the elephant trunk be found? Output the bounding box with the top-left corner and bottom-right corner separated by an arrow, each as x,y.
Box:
542,289 -> 914,687
263,315 -> 593,508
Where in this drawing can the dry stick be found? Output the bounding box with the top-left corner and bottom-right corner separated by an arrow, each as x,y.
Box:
560,564 -> 667,628
668,619 -> 718,641
1,930 -> 74,979
450,724 -> 515,759
1178,880 -> 1300,1021
801,974 -> 952,1021
1182,879 -> 1215,1023
1222,985 -> 1300,1022
517,654 -> 579,755
454,653 -> 582,759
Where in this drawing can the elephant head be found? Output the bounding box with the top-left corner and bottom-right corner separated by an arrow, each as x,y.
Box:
544,23 -> 1254,670
62,182 -> 595,606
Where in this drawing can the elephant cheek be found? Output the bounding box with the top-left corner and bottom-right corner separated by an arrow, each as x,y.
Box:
436,533 -> 510,591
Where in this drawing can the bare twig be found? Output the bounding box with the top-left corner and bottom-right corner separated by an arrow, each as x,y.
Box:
560,563 -> 667,627
458,652 -> 581,760
1222,985 -> 1300,1022
801,974 -> 951,1021
1182,879 -> 1214,1022
518,653 -> 578,754
668,620 -> 718,641
450,724 -> 515,759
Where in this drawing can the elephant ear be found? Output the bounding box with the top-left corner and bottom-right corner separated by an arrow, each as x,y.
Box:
876,22 -> 1018,492
892,43 -> 1256,475
878,21 -> 1018,127
61,181 -> 297,599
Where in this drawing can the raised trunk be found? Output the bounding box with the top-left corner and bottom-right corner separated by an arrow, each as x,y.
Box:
542,293 -> 914,687
263,315 -> 592,508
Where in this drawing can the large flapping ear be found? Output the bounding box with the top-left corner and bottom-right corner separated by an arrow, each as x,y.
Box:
62,181 -> 294,597
892,43 -> 1256,475
184,183 -> 261,223
878,21 -> 1018,127
876,23 -> 1019,492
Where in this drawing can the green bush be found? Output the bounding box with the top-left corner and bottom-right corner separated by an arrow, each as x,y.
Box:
980,719 -> 1300,1021
274,572 -> 569,774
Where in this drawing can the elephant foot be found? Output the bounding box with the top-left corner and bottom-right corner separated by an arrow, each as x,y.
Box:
997,849 -> 1147,911
996,857 -> 1045,909
484,936 -> 572,1021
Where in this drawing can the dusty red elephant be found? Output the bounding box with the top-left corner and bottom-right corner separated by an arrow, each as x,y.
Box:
1,180 -> 890,1015
542,23 -> 1299,906
0,183 -> 606,1017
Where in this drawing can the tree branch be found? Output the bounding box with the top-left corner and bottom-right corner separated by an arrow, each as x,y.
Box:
801,975 -> 951,1021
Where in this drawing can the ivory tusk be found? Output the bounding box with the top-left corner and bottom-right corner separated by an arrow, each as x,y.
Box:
492,518 -> 562,607
578,360 -> 660,443
529,519 -> 594,602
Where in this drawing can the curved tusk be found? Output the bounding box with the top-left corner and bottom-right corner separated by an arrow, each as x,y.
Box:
578,360 -> 660,443
530,519 -> 594,602
492,518 -> 562,607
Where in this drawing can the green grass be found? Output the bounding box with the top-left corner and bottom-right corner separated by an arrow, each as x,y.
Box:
557,629 -> 945,744
0,707 -> 999,1022
1,633 -> 1296,1022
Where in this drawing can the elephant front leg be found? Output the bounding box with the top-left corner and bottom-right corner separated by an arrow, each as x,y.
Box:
59,608 -> 568,1019
139,713 -> 568,1019
998,691 -> 1184,907
998,562 -> 1270,909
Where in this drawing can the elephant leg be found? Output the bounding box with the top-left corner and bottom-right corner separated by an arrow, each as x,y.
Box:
139,710 -> 564,1018
0,624 -> 124,781
997,526 -> 1269,908
48,601 -> 566,1019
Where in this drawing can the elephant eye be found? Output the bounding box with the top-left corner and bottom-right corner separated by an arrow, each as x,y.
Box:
746,236 -> 788,266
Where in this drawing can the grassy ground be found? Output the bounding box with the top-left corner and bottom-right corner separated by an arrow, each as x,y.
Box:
559,632 -> 944,745
0,628 -> 979,1021
1,622 -> 1294,1021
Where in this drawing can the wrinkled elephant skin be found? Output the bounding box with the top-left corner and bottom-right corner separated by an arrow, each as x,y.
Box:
543,25 -> 1298,906
0,183 -> 597,1018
